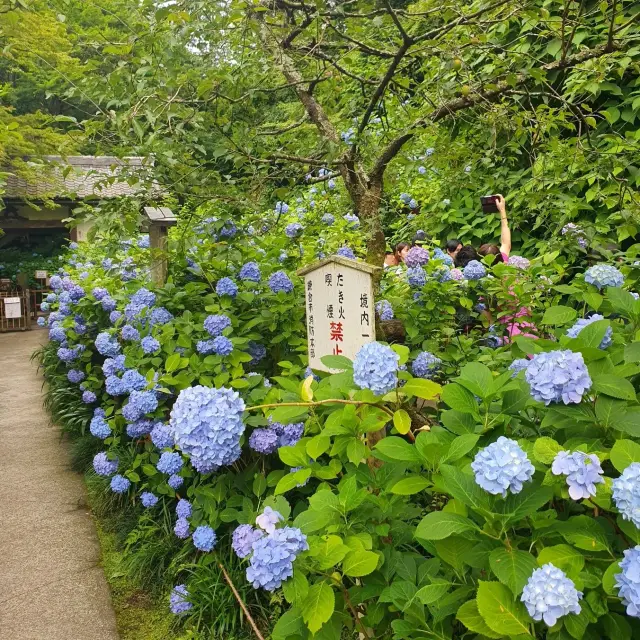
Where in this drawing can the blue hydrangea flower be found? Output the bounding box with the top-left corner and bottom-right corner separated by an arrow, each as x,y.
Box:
584,264 -> 624,289
269,271 -> 294,294
121,324 -> 140,341
275,201 -> 289,214
219,220 -> 237,238
418,166 -> 426,174
102,258 -> 113,270
216,277 -> 238,297
151,423 -> 174,450
408,199 -> 418,209
92,287 -> 108,300
525,350 -> 592,405
157,451 -> 183,475
246,527 -> 309,591
170,585 -> 192,615
93,452 -> 118,476
40,301 -> 50,312
232,524 -> 264,558
140,491 -> 158,507
615,546 -> 640,618
149,307 -> 173,326
68,285 -> 85,302
49,325 -> 66,342
249,428 -> 279,454
552,451 -> 604,500
613,463 -> 640,529
168,474 -> 183,489
239,262 -> 261,282
321,213 -> 335,225
193,525 -> 217,552
285,222 -> 303,238
343,213 -> 360,228
140,336 -> 160,354
463,260 -> 486,280
49,275 -> 63,290
121,369 -> 147,392
508,255 -> 530,270
353,342 -> 399,396
412,352 -> 441,379
137,234 -> 150,249
509,358 -> 530,377
375,300 -> 394,321
174,517 -> 190,539
58,346 -> 82,363
471,436 -> 535,497
169,386 -> 245,473
304,366 -> 320,382
566,314 -> 612,349
90,410 -> 111,439
400,193 -> 412,204
248,341 -> 266,364
256,506 -> 283,534
105,375 -> 126,396
110,474 -> 131,494
209,336 -> 233,356
67,369 -> 85,384
130,287 -> 156,308
521,564 -> 582,626
37,317 -> 46,327
196,340 -> 217,355
336,246 -> 356,259
122,390 -> 158,422
95,332 -> 121,357
405,246 -> 430,267
278,423 -> 304,447
126,419 -> 153,439
82,390 -> 97,404
176,499 -> 192,519
109,310 -> 122,323
407,266 -> 426,288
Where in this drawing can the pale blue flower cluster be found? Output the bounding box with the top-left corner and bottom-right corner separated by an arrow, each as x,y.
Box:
433,248 -> 454,266
508,255 -> 530,270
141,336 -> 160,354
471,436 -> 534,497
176,499 -> 192,519
196,340 -> 217,355
219,220 -> 237,238
211,336 -> 233,356
249,428 -> 279,454
412,352 -> 441,379
82,390 -> 97,404
90,409 -> 111,439
137,235 -> 150,248
168,474 -> 183,489
67,369 -> 85,384
525,350 -> 592,405
248,341 -> 266,364
95,332 -> 121,357
110,474 -> 131,493
613,463 -> 640,529
122,369 -> 147,392
275,201 -> 289,214
509,358 -> 530,376
239,262 -> 261,282
615,546 -> 640,618
216,277 -> 238,297
566,314 -> 612,349
149,307 -> 173,326
246,527 -> 308,591
49,325 -> 66,342
170,585 -> 192,615
321,213 -> 335,225
584,264 -> 624,289
463,260 -> 486,280
336,246 -> 355,259
285,223 -> 303,238
552,451 -> 604,500
122,390 -> 158,422
268,271 -> 294,294
192,525 -> 217,552
157,451 -> 183,475
174,518 -> 190,539
40,301 -> 50,312
232,524 -> 264,558
169,385 -> 245,473
37,317 -> 46,327
404,246 -> 430,268
151,423 -> 174,449
109,310 -> 122,323
140,492 -> 158,508
375,300 -> 394,321
521,564 -> 582,626
121,324 -> 140,341
93,452 -> 118,476
407,266 -> 426,288
343,213 -> 360,228
126,419 -> 153,439
58,346 -> 83,363
353,342 -> 399,396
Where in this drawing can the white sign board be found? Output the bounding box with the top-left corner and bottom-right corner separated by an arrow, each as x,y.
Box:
298,256 -> 378,372
4,297 -> 22,319
35,270 -> 47,279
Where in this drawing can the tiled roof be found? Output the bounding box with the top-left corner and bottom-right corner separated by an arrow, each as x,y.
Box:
3,156 -> 152,199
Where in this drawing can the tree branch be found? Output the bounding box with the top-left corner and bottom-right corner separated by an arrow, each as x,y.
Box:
607,0 -> 618,51
257,116 -> 308,136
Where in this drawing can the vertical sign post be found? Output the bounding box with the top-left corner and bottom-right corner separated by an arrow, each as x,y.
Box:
143,207 -> 177,286
297,256 -> 380,372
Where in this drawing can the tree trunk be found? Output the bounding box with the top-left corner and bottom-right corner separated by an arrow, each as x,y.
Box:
355,181 -> 386,277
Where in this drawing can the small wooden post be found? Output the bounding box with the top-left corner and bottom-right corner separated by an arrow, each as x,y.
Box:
143,207 -> 177,286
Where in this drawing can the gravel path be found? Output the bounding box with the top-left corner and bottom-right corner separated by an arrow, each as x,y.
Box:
0,329 -> 119,640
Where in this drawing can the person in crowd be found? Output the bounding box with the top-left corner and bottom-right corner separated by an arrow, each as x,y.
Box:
384,242 -> 410,267
446,239 -> 462,260
454,245 -> 480,268
477,194 -> 510,263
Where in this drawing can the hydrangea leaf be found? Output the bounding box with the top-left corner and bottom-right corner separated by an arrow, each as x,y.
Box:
402,378 -> 441,400
415,580 -> 452,605
592,374 -> 636,400
537,545 -> 585,574
392,409 -> 411,434
610,439 -> 640,472
390,476 -> 430,495
533,437 -> 564,464
342,549 -> 379,577
441,434 -> 479,463
489,548 -> 538,595
434,536 -> 475,572
553,515 -> 610,551
574,319 -> 610,350
602,613 -> 632,640
458,362 -> 494,398
440,409 -> 478,434
441,383 -> 479,414
456,600 -> 502,639
476,581 -> 532,637
308,535 -> 349,571
439,464 -> 494,514
415,511 -> 477,541
601,561 -> 619,596
374,436 -> 421,463
541,305 -> 577,326
272,607 -> 305,640
301,582 -> 335,634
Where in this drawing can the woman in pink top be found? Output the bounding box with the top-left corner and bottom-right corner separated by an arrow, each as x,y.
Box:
478,194 -> 510,264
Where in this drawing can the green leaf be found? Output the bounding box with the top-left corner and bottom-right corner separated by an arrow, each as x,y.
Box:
456,600 -> 502,639
310,535 -> 349,570
441,383 -> 479,414
282,571 -> 309,605
608,287 -> 637,319
415,580 -> 452,605
301,582 -> 335,634
595,396 -> 627,429
554,516 -> 610,551
439,464 -> 493,514
592,375 -> 637,400
476,581 -> 532,637
440,409 -> 478,434
165,353 -> 182,372
541,305 -> 577,326
272,607 -> 305,640
390,476 -> 431,495
564,605 -> 591,639
489,548 -> 537,595
141,464 -> 157,476
415,511 -> 477,541
306,435 -> 330,459
458,362 -> 493,398
533,437 -> 563,464
617,408 -> 640,437
346,438 -> 366,465
393,409 -> 411,435
279,444 -> 308,467
583,291 -> 603,311
402,378 -> 441,400
441,434 -> 479,463
537,545 -> 585,574
374,436 -> 421,463
602,613 -> 632,640
610,439 -> 640,472
275,471 -> 309,496
624,341 -> 640,363
320,355 -> 352,370
294,509 -> 333,534
500,485 -> 553,525
342,550 -> 379,577
602,561 -> 619,596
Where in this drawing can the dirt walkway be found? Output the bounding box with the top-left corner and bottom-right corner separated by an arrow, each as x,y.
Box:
0,329 -> 119,640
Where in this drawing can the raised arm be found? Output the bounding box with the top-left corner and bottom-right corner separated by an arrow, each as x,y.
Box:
496,194 -> 511,258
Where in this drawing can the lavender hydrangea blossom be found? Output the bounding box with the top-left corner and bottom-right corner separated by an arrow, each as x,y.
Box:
93,452 -> 118,476
566,314 -> 612,349
140,492 -> 158,508
141,336 -> 160,354
249,428 -> 279,454
121,324 -> 140,341
412,352 -> 441,379
126,419 -> 153,439
90,410 -> 111,439
174,518 -> 190,539
343,213 -> 360,228
615,546 -> 640,618
216,277 -> 238,297
256,507 -> 283,534
151,423 -> 174,449
375,300 -> 394,321
321,213 -> 334,225
612,463 -> 640,529
232,524 -> 264,558
110,474 -> 131,494
248,341 -> 266,364
95,332 -> 121,357
122,369 -> 147,392
157,451 -> 183,475
509,358 -> 530,376
404,246 -> 430,267
525,350 -> 592,405
353,342 -> 399,396
122,390 -> 158,422
521,564 -> 582,626
82,390 -> 97,404
508,255 -> 530,269
67,369 -> 85,384
336,246 -> 356,259
192,525 -> 217,552
407,266 -> 426,288
584,264 -> 624,289
552,451 -> 604,500
239,262 -> 261,282
149,307 -> 173,326
170,585 -> 192,615
463,260 -> 486,280
268,271 -> 294,294
285,223 -> 303,238
471,437 -> 534,497
168,474 -> 183,489
210,336 -> 233,356
176,499 -> 192,519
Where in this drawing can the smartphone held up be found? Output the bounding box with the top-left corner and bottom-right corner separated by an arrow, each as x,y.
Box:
480,195 -> 500,213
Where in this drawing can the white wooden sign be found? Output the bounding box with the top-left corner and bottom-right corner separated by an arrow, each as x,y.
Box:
297,256 -> 380,372
35,270 -> 47,279
4,297 -> 22,319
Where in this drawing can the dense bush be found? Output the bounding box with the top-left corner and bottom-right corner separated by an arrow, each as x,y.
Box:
37,202 -> 640,639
